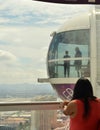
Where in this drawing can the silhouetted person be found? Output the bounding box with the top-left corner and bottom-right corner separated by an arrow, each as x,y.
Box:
63,51 -> 70,77
74,47 -> 82,77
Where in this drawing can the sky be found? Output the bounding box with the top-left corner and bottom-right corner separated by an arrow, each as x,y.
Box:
0,0 -> 93,84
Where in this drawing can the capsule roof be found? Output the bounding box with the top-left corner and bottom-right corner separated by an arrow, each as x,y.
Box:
57,13 -> 91,33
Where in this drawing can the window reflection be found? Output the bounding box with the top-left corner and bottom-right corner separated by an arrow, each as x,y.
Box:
48,29 -> 90,78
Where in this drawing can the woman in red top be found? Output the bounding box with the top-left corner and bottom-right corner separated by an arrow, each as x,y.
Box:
62,78 -> 100,130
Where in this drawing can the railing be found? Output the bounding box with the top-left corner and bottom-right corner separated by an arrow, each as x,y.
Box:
48,57 -> 90,78
0,102 -> 70,130
0,101 -> 61,111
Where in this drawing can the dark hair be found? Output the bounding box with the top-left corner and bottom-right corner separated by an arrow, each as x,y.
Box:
72,78 -> 96,118
65,51 -> 68,54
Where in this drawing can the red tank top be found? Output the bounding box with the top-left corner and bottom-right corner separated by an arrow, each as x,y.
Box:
70,99 -> 100,130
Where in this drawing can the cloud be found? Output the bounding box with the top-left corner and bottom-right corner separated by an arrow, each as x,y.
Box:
0,25 -> 51,84
0,0 -> 91,26
0,49 -> 17,61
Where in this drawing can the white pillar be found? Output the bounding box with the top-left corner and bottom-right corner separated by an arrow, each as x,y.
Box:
89,6 -> 97,95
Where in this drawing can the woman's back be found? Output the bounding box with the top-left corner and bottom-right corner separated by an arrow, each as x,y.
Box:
70,99 -> 100,130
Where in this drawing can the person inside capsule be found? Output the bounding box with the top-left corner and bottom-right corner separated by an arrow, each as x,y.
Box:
63,51 -> 70,77
74,47 -> 82,77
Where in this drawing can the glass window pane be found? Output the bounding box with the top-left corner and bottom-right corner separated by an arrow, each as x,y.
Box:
48,29 -> 90,78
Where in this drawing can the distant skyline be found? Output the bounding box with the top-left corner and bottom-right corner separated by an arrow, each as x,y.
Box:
0,0 -> 93,84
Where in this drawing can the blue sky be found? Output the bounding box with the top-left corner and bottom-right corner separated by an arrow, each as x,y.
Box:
0,0 -> 92,84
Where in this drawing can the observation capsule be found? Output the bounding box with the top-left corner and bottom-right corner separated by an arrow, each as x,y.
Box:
39,7 -> 100,100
